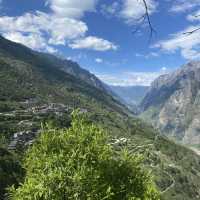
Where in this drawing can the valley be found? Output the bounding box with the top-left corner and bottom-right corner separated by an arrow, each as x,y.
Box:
0,36 -> 200,200
110,85 -> 149,112
0,0 -> 200,199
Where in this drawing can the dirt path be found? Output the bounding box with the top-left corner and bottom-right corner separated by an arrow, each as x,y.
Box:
161,171 -> 175,194
192,147 -> 200,156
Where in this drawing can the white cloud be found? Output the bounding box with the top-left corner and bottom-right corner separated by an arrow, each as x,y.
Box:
69,36 -> 118,51
97,70 -> 165,86
187,9 -> 200,21
169,0 -> 200,13
161,67 -> 167,71
101,2 -> 120,16
120,0 -> 158,24
135,53 -> 143,57
48,0 -> 98,19
154,25 -> 200,60
65,53 -> 88,62
0,0 -> 117,52
135,52 -> 159,59
101,0 -> 158,27
0,11 -> 88,48
3,31 -> 57,53
95,58 -> 103,63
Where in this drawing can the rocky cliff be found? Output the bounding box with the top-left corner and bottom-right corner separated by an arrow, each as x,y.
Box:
140,61 -> 200,145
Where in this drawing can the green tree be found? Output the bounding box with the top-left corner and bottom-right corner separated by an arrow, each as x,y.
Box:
9,111 -> 160,200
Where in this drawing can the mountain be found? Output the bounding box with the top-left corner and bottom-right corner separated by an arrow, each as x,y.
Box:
0,36 -> 200,200
0,34 -> 132,150
0,36 -> 130,108
110,85 -> 149,109
140,61 -> 200,146
0,36 -> 116,97
35,53 -> 113,94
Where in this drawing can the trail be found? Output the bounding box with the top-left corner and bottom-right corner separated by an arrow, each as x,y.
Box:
133,133 -> 159,150
160,171 -> 175,194
137,133 -> 176,194
128,133 -> 177,194
190,147 -> 200,156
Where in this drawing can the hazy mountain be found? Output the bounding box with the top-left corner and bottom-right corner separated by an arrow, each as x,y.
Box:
0,36 -> 200,200
110,85 -> 149,107
140,61 -> 200,146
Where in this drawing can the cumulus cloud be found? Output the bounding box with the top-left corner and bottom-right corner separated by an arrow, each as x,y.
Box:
100,0 -> 158,26
95,58 -> 103,63
169,0 -> 200,13
69,36 -> 118,51
0,11 -> 88,51
101,2 -> 120,16
155,0 -> 200,60
154,26 -> 200,60
187,9 -> 200,21
48,0 -> 98,19
120,0 -> 158,24
97,70 -> 165,86
4,31 -> 57,53
0,0 -> 117,52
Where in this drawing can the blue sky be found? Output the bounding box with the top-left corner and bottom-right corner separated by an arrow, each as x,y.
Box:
0,0 -> 200,86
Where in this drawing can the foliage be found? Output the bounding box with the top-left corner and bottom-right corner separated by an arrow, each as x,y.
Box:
0,147 -> 24,200
9,111 -> 160,200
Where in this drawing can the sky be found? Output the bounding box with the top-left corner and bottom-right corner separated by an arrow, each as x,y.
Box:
0,0 -> 200,86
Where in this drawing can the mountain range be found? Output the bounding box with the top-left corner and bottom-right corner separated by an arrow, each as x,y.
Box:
0,36 -> 200,200
140,61 -> 200,147
110,85 -> 149,111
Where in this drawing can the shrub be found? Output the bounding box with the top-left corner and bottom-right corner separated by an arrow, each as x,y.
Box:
9,111 -> 160,200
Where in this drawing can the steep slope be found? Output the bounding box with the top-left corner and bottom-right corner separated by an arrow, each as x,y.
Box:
140,61 -> 200,146
0,36 -> 200,200
0,37 -> 130,100
0,35 -> 118,99
0,35 -> 134,151
35,52 -> 113,93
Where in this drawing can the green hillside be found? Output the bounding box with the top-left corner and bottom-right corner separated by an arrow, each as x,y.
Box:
0,36 -> 200,200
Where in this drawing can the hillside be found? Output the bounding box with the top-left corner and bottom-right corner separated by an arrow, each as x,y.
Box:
140,61 -> 200,147
0,35 -> 132,138
0,36 -> 200,200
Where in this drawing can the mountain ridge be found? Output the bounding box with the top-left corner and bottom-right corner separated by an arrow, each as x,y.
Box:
140,61 -> 200,145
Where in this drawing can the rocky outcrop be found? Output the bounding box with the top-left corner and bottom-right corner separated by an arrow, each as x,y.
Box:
140,61 -> 200,145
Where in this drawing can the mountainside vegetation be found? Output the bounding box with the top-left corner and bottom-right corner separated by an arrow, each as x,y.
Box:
0,147 -> 24,200
0,36 -> 200,200
9,111 -> 160,200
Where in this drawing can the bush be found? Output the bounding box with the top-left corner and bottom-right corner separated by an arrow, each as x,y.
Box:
0,147 -> 24,199
9,111 -> 160,200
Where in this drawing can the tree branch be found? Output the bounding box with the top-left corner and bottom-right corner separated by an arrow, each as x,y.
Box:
132,0 -> 156,41
141,0 -> 156,39
183,27 -> 200,35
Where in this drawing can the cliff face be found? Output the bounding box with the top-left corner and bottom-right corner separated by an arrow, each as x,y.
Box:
140,61 -> 200,145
